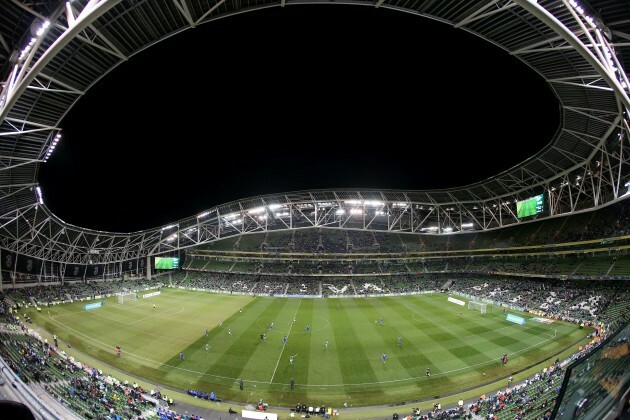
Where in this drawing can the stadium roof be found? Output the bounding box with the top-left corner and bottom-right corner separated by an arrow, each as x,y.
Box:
0,0 -> 629,263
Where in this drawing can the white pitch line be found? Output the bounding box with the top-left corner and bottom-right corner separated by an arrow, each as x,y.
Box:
126,306 -> 184,326
44,303 -> 561,389
269,299 -> 301,384
405,304 -> 459,339
416,296 -> 557,339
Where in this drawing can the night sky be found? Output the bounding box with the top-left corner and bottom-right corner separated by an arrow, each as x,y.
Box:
39,5 -> 559,233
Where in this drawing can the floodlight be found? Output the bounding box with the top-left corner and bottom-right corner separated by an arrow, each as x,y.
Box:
364,200 -> 383,207
35,186 -> 43,204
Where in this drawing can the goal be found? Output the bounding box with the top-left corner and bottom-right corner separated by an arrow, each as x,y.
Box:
118,292 -> 137,304
467,301 -> 487,314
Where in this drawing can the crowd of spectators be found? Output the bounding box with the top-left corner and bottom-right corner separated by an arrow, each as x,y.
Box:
450,277 -> 630,328
467,362 -> 564,419
292,229 -> 321,253
0,278 -> 163,306
182,251 -> 630,282
346,230 -> 375,252
0,312 -> 160,419
318,230 -> 347,253
173,272 -> 258,293
182,199 -> 630,261
321,278 -> 355,296
0,269 -> 627,420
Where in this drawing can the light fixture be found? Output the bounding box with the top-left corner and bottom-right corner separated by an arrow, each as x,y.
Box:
35,186 -> 43,204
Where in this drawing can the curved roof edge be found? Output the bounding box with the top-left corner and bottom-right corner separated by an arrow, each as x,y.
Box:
0,0 -> 628,262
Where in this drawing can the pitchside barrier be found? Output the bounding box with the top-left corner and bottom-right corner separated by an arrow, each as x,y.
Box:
83,301 -> 104,311
447,296 -> 466,306
242,410 -> 278,420
142,393 -> 169,410
506,313 -> 526,325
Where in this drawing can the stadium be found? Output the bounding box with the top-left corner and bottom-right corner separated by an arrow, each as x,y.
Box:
1,1 -> 630,420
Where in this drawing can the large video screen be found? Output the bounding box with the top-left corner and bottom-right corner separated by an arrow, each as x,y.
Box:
154,257 -> 180,270
516,194 -> 544,218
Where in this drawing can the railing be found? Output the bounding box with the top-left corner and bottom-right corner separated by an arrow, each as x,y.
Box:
552,321 -> 630,419
0,355 -> 67,419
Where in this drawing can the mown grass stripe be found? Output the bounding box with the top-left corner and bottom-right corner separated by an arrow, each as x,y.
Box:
25,288 -> 589,408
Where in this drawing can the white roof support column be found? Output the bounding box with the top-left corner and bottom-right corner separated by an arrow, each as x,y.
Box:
0,0 -> 123,122
514,0 -> 630,113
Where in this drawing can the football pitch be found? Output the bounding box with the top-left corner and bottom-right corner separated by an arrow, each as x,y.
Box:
28,288 -> 587,407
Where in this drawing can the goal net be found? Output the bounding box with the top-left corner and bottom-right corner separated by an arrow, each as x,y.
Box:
467,301 -> 487,314
118,292 -> 137,304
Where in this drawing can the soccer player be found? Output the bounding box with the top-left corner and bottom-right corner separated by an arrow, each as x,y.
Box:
426,367 -> 430,377
228,328 -> 232,336
205,343 -> 210,352
269,322 -> 274,330
397,336 -> 402,347
305,325 -> 310,333
115,345 -> 121,358
205,328 -> 208,337
293,316 -> 296,323
290,354 -> 295,365
239,378 -> 244,390
219,320 -> 223,327
380,317 -> 383,326
283,336 -> 287,346
325,339 -> 328,350
382,353 -> 387,364
180,352 -> 184,360
458,312 -> 463,318
260,333 -> 266,342
153,303 -> 156,310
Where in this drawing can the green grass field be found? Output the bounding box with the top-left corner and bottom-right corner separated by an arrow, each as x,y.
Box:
26,288 -> 588,408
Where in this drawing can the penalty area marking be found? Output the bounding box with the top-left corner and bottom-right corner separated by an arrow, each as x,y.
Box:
52,305 -> 185,327
408,296 -> 559,340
